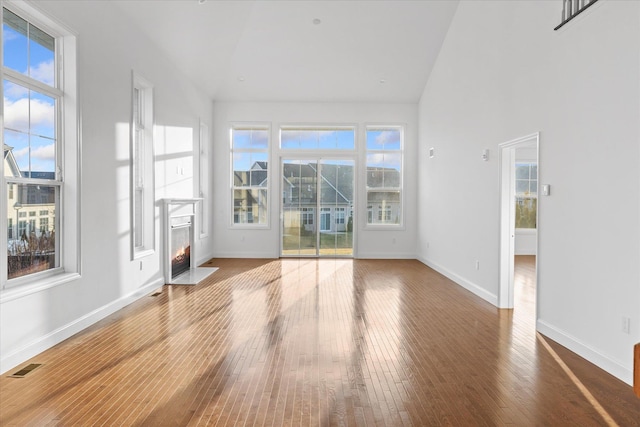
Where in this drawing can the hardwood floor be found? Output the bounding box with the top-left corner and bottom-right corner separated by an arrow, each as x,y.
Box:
1,257 -> 639,426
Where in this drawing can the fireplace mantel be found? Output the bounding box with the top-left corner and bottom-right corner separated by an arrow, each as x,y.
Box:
163,198 -> 216,285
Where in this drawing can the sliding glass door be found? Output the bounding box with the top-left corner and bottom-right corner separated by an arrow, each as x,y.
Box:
281,159 -> 354,257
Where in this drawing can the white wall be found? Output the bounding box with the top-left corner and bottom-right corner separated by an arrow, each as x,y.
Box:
418,0 -> 639,384
0,1 -> 214,373
514,229 -> 536,256
212,102 -> 418,259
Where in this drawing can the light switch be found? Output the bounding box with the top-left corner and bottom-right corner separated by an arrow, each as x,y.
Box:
542,184 -> 550,196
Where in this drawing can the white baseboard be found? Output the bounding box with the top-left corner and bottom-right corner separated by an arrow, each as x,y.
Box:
536,319 -> 632,386
356,252 -> 415,259
197,251 -> 215,266
0,277 -> 164,375
213,251 -> 278,259
417,256 -> 498,306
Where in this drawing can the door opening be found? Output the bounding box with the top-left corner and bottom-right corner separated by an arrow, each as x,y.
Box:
281,158 -> 354,257
499,133 -> 539,318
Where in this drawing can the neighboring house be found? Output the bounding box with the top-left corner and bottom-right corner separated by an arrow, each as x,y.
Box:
233,161 -> 268,224
365,166 -> 401,225
282,162 -> 354,234
4,144 -> 56,268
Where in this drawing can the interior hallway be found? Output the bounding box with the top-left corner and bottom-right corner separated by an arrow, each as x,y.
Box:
1,258 -> 639,426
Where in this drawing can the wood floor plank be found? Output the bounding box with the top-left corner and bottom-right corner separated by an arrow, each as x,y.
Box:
1,257 -> 639,426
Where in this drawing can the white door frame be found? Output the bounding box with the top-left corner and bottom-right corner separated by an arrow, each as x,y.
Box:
498,132 -> 539,309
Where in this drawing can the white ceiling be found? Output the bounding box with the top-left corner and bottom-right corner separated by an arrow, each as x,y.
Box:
112,0 -> 459,103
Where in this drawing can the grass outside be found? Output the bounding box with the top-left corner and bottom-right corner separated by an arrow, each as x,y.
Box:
282,231 -> 353,256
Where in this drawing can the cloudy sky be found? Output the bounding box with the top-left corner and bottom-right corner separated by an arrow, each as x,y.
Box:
3,13 -> 56,175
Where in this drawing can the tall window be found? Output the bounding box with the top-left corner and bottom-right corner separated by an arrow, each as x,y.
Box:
198,121 -> 209,238
131,73 -> 154,258
3,5 -> 79,285
515,162 -> 537,229
231,125 -> 269,225
366,126 -> 403,226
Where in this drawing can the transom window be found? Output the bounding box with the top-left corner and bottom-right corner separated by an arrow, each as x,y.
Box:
280,127 -> 355,150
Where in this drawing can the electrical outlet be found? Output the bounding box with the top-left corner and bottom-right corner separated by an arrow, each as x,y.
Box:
622,316 -> 631,334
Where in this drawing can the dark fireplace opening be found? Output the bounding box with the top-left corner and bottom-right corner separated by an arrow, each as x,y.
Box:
171,223 -> 191,278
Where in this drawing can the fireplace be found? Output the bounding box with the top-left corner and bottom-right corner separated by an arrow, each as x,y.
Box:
170,216 -> 192,278
164,198 -> 217,285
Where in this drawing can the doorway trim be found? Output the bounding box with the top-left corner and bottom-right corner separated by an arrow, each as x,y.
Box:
499,132 -> 539,309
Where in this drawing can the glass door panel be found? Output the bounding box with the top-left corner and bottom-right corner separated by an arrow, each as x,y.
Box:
319,160 -> 354,256
282,160 -> 317,256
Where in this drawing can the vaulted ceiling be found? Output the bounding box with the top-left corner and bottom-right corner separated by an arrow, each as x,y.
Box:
112,0 -> 459,103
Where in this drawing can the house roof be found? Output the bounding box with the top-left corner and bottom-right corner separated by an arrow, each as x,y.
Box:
3,144 -> 21,178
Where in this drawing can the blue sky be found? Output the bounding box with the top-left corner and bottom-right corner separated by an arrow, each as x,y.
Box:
233,128 -> 401,172
3,12 -> 56,175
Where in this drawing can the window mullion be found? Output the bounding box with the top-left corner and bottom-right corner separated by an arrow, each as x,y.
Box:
2,68 -> 63,98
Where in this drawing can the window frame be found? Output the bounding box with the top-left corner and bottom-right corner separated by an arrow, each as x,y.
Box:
198,120 -> 209,239
230,123 -> 270,229
130,71 -> 155,260
364,125 -> 404,229
1,1 -> 80,294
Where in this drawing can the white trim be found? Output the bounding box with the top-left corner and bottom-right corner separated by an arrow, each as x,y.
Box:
0,272 -> 80,304
214,251 -> 278,259
417,256 -> 498,306
357,252 -> 415,260
537,319 -> 632,386
0,277 -> 164,375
